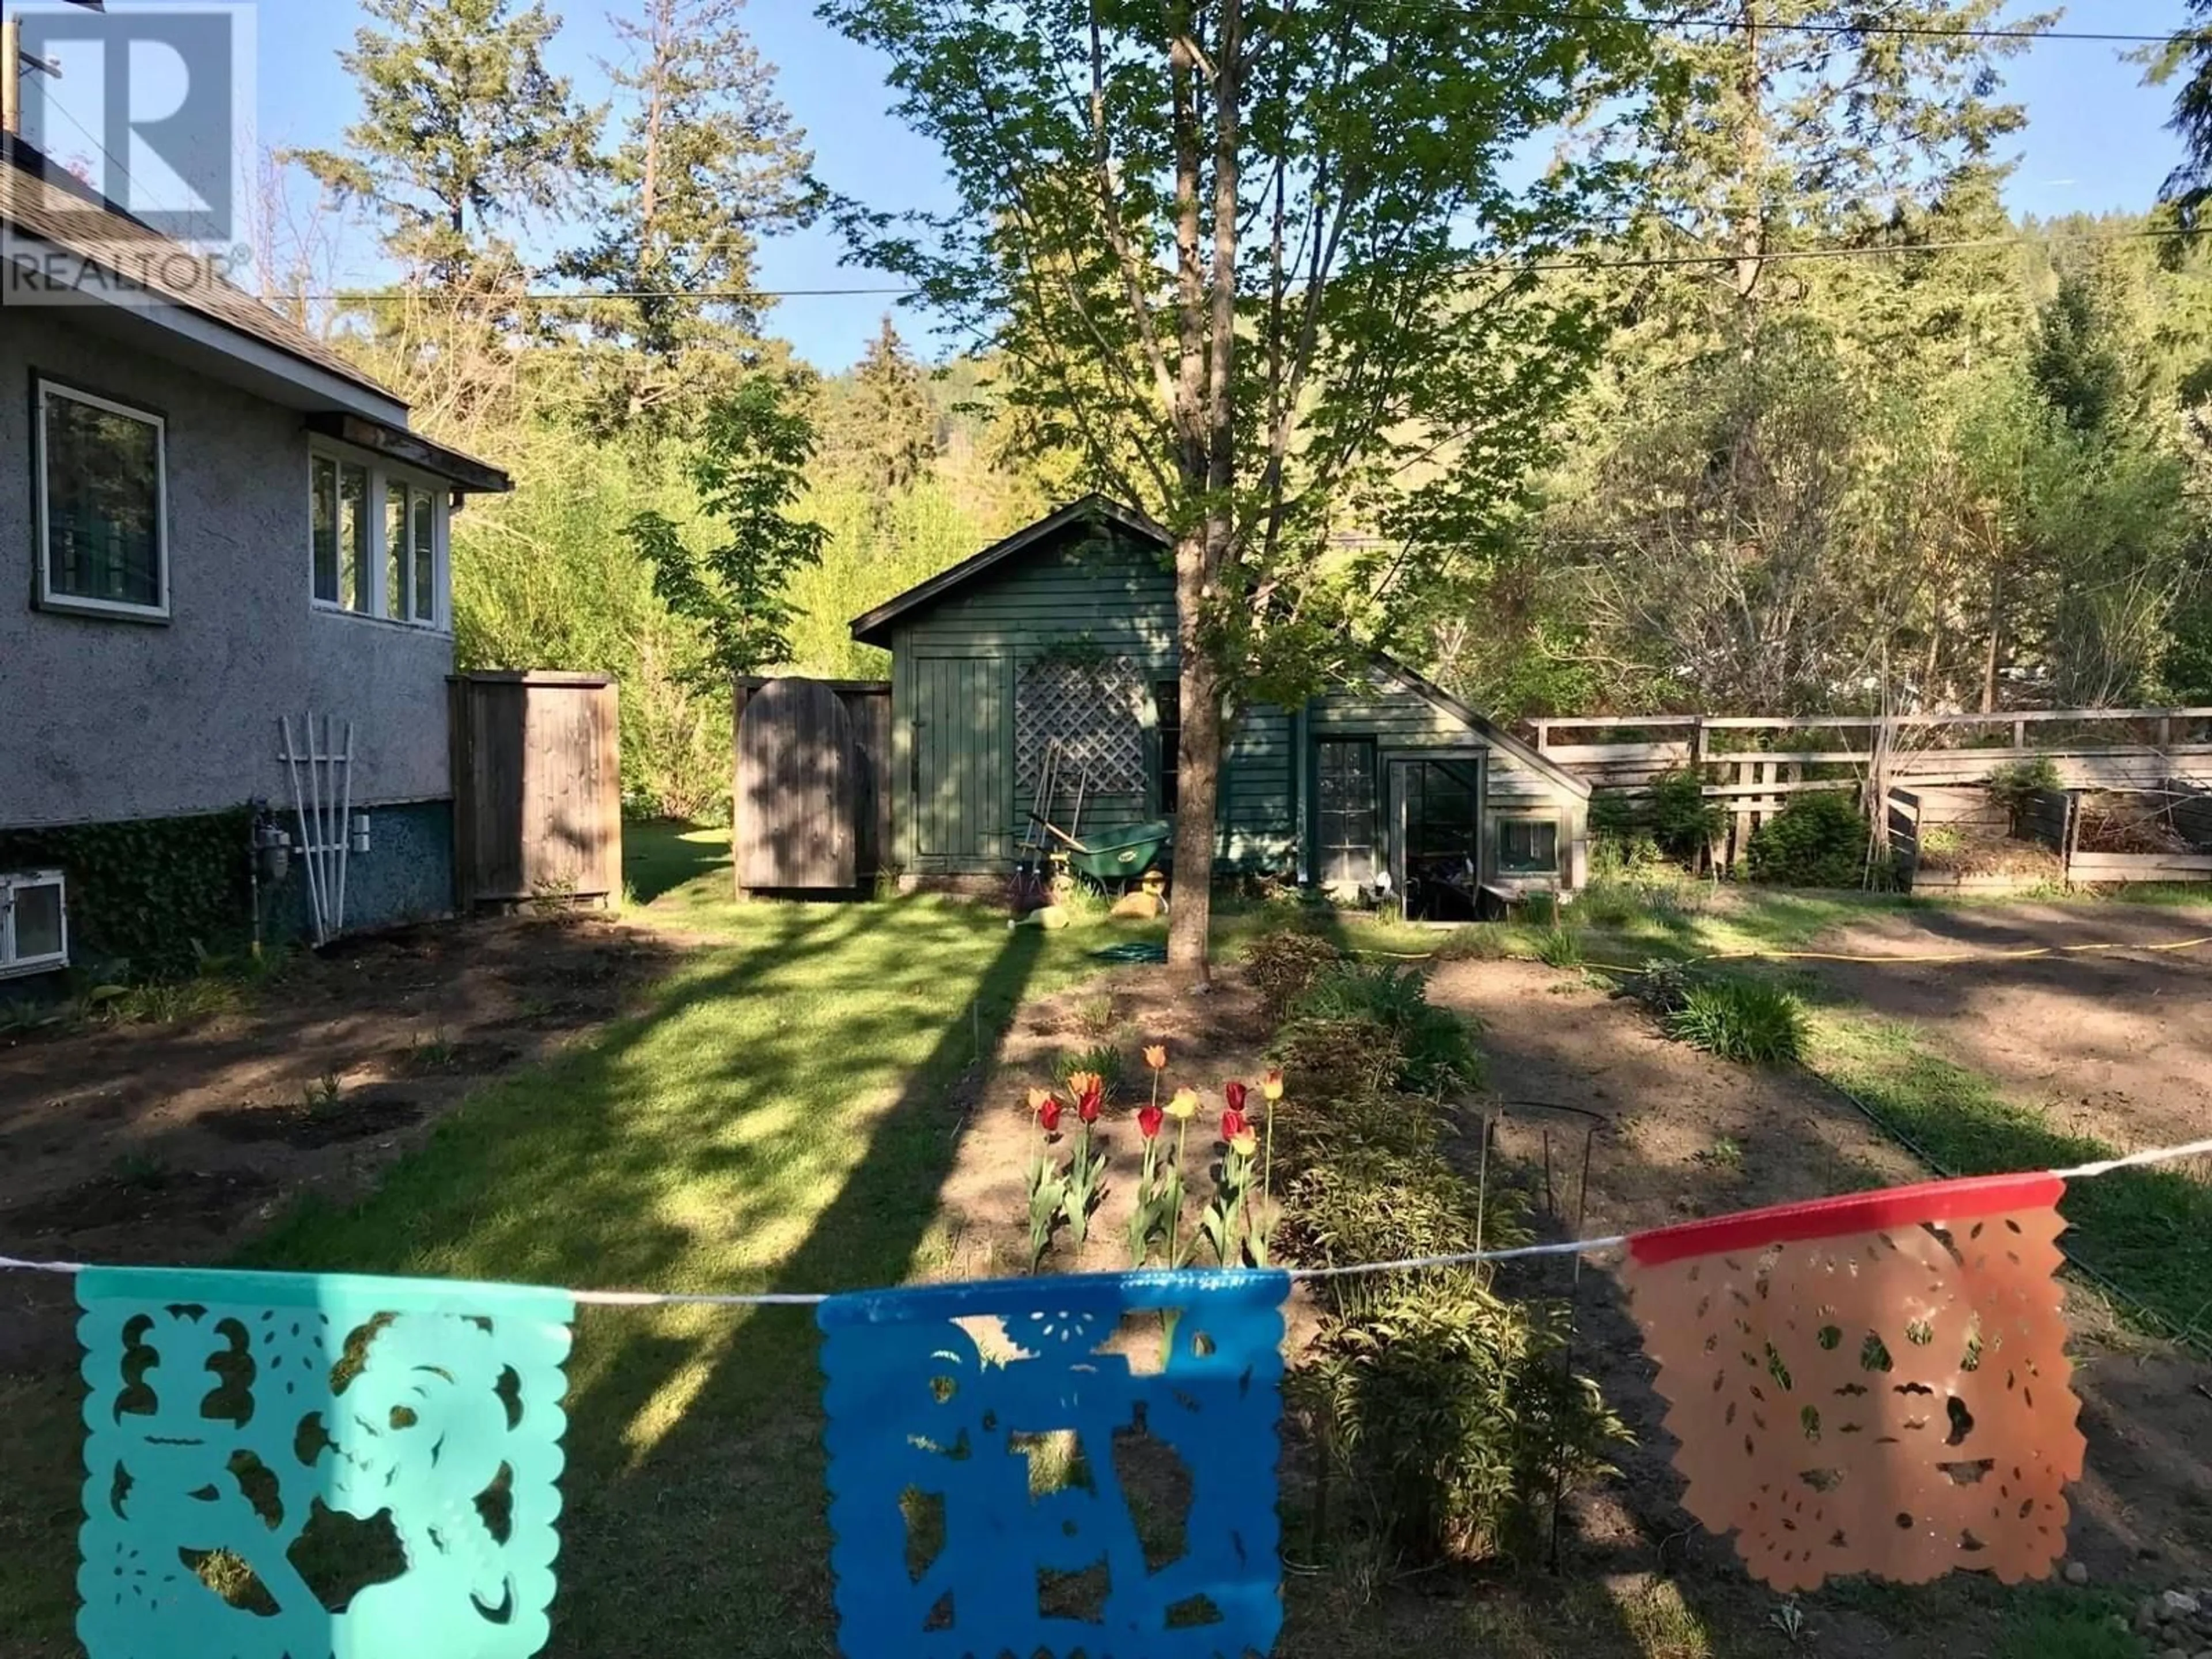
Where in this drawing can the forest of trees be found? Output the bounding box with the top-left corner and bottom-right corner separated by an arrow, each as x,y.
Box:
268,0 -> 2212,850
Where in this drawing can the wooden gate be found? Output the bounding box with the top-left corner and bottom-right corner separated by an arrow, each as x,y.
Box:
449,672 -> 622,911
737,677 -> 859,890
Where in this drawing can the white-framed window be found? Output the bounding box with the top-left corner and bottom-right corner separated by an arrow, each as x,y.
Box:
35,380 -> 169,620
310,447 -> 447,627
1495,813 -> 1561,877
0,870 -> 69,980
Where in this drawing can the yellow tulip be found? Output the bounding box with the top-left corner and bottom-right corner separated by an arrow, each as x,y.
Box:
1165,1087 -> 1200,1121
1262,1068 -> 1285,1102
1229,1129 -> 1259,1158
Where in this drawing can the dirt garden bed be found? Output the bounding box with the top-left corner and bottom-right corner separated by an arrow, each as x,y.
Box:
0,914 -> 677,1370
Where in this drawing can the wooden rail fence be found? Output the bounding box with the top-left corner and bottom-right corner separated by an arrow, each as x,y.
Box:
1531,707 -> 2212,868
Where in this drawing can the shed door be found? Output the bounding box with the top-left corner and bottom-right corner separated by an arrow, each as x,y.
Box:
914,657 -> 1009,867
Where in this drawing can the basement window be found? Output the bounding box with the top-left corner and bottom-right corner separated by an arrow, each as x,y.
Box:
1,871 -> 69,979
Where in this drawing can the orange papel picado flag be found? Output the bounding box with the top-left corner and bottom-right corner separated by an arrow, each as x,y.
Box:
1619,1173 -> 2085,1593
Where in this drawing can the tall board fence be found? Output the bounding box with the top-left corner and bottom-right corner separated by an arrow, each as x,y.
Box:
449,672 -> 622,912
732,676 -> 894,893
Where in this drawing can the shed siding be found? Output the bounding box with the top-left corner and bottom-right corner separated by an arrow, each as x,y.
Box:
883,528 -> 1584,889
892,524 -> 1175,875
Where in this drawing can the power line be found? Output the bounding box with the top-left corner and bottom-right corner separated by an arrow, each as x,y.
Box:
1440,2 -> 2177,47
295,222 -> 2200,306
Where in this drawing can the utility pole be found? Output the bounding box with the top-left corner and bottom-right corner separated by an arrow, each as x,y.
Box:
2,17 -> 21,140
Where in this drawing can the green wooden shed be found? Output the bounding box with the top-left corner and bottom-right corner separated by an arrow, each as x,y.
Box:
849,497 -> 1592,916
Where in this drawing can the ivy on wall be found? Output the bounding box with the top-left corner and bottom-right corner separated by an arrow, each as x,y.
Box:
0,807 -> 255,982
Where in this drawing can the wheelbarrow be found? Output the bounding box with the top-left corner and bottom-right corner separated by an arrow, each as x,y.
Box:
1025,813 -> 1173,889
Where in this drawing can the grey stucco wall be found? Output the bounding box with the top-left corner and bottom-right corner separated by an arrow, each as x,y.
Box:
0,309 -> 453,830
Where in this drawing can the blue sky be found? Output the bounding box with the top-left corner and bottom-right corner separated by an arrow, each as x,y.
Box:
27,0 -> 2198,370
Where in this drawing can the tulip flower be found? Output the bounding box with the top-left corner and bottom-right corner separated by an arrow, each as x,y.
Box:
1262,1069 -> 1284,1102
1143,1044 -> 1168,1070
1077,1088 -> 1103,1126
1036,1093 -> 1063,1132
1224,1078 -> 1248,1115
1229,1128 -> 1259,1158
1138,1103 -> 1164,1141
1221,1107 -> 1248,1142
1166,1087 -> 1199,1120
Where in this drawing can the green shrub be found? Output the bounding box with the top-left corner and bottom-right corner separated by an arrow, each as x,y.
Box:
1288,963 -> 1482,1092
1282,1146 -> 1527,1278
0,807 -> 254,981
1663,979 -> 1806,1065
1987,755 -> 2062,821
1242,927 -> 1344,1017
1272,1014 -> 1407,1107
1745,791 -> 1869,888
1645,767 -> 1726,862
1298,1283 -> 1628,1565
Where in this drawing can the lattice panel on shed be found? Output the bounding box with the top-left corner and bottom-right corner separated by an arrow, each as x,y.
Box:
1016,657 -> 1150,797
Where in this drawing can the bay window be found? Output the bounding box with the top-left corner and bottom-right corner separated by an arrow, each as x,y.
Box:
310,448 -> 447,626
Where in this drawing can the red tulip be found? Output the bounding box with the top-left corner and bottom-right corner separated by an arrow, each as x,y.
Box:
1036,1094 -> 1063,1132
1225,1080 -> 1248,1114
1138,1103 -> 1164,1140
1221,1107 -> 1248,1141
1076,1081 -> 1104,1125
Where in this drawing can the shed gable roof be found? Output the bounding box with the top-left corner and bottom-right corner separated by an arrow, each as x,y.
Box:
848,494 -> 1169,647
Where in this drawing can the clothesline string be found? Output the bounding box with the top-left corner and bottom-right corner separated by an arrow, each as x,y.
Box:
3,1136 -> 2207,1311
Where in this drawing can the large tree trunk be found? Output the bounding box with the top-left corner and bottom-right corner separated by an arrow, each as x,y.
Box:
1168,533 -> 1221,979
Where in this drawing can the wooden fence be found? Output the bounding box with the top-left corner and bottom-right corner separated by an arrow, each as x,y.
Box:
1532,707 -> 2212,867
732,676 -> 893,893
449,672 -> 622,911
1887,781 -> 2212,889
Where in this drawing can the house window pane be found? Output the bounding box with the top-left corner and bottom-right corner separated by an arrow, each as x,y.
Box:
1497,817 -> 1559,876
13,883 -> 63,960
338,463 -> 369,612
1154,679 -> 1180,815
43,387 -> 162,609
1316,739 -> 1377,885
412,490 -> 435,622
312,456 -> 340,602
385,484 -> 412,619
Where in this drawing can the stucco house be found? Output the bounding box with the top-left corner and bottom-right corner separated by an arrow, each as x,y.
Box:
0,139 -> 509,981
848,497 -> 1590,916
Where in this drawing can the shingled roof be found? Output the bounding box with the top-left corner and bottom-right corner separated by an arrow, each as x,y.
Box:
1,137 -> 400,404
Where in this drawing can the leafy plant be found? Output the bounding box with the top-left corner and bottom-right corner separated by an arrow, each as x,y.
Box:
1533,926 -> 1584,969
624,374 -> 830,690
1628,957 -> 1698,1014
1298,1282 -> 1628,1565
1645,768 -> 1728,863
1242,928 -> 1344,1018
0,806 -> 256,982
1745,791 -> 1870,888
302,1069 -> 347,1119
1664,979 -> 1807,1065
1288,964 -> 1482,1093
1987,755 -> 2063,822
1071,993 -> 1118,1039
